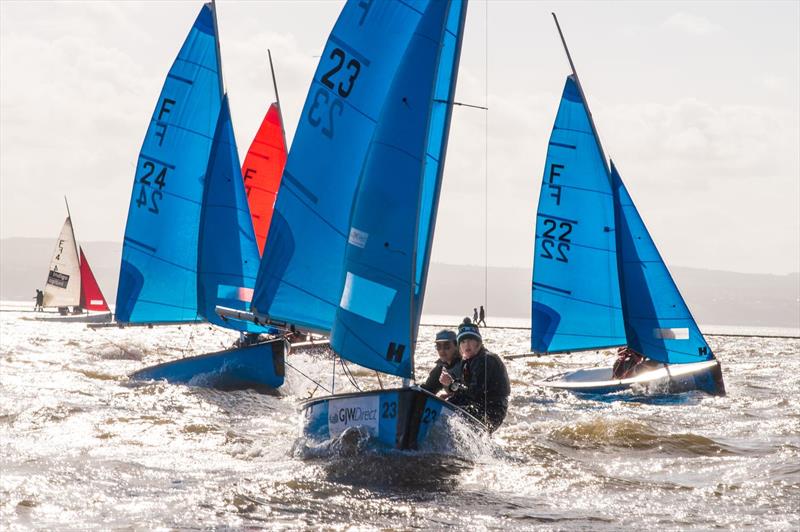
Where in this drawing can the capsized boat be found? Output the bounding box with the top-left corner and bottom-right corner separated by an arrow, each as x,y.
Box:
531,15 -> 724,396
30,199 -> 112,323
242,0 -> 485,450
114,2 -> 283,391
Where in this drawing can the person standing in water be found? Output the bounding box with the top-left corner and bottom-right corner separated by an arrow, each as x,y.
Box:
33,289 -> 44,311
472,307 -> 478,323
478,305 -> 487,327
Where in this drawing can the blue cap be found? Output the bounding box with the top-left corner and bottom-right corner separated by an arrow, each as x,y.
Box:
435,329 -> 457,343
457,318 -> 482,343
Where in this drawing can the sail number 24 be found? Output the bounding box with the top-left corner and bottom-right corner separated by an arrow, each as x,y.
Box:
135,160 -> 168,214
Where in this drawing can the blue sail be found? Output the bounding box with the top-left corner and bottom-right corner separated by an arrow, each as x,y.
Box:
251,0 -> 432,334
612,162 -> 713,364
531,76 -> 626,352
331,0 -> 467,378
197,95 -> 263,333
116,4 -> 221,323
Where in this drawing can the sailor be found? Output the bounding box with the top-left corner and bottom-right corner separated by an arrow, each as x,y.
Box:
420,329 -> 463,395
612,346 -> 644,379
33,289 -> 44,311
441,318 -> 510,431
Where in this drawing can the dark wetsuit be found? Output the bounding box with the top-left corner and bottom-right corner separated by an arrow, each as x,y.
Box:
420,356 -> 463,394
448,347 -> 510,431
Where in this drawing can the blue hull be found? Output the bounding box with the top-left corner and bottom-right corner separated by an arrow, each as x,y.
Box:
301,387 -> 485,451
130,339 -> 285,393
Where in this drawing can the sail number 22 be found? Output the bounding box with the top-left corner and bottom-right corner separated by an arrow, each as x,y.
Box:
540,218 -> 572,263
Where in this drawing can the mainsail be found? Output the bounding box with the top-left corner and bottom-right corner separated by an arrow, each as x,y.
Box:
42,217 -> 81,308
241,103 -> 287,256
116,4 -> 221,323
251,0 -> 438,334
531,76 -> 626,353
611,162 -> 713,364
331,0 -> 467,378
79,247 -> 109,311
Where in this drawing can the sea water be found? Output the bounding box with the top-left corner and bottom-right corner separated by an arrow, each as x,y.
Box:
1,307 -> 798,530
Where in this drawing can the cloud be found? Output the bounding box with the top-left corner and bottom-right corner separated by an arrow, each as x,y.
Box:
663,12 -> 722,36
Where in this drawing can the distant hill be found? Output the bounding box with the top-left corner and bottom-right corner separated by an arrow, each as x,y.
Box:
2,238 -> 798,328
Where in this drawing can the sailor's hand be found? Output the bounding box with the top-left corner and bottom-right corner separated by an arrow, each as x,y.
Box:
439,371 -> 453,386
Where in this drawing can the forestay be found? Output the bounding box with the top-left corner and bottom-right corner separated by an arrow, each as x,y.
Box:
612,162 -> 713,364
331,0 -> 467,378
241,103 -> 287,256
531,76 -> 626,353
196,95 -> 263,332
116,5 -> 221,324
251,0 -> 433,334
43,217 -> 81,308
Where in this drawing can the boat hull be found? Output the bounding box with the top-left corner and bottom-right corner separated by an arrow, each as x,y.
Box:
535,359 -> 725,396
129,338 -> 285,393
301,387 -> 485,451
25,311 -> 113,324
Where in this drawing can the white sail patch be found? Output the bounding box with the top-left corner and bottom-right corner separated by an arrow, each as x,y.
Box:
339,272 -> 396,324
347,227 -> 369,248
653,328 -> 690,340
327,395 -> 379,438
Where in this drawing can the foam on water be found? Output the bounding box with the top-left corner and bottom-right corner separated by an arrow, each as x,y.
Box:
1,309 -> 798,530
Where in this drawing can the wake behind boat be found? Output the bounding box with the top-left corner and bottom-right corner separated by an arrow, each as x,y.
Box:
529,15 -> 725,397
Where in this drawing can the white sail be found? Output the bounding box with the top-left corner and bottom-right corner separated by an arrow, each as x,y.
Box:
42,217 -> 81,307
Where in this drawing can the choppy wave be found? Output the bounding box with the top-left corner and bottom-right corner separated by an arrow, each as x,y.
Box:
1,311 -> 798,530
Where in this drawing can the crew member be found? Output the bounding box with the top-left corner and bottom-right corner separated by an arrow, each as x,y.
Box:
440,318 -> 510,431
420,329 -> 462,395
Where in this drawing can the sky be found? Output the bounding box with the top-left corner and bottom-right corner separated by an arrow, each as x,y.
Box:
1,1 -> 798,276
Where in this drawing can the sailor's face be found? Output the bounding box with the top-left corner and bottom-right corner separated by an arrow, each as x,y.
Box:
436,341 -> 458,364
459,338 -> 481,359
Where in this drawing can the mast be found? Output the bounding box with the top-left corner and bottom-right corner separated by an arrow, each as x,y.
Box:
63,196 -> 79,262
267,49 -> 288,151
210,0 -> 226,98
551,12 -> 610,178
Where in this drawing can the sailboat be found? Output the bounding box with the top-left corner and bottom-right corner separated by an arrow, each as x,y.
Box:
234,0 -> 484,450
32,199 -> 112,323
113,2 -> 284,391
532,15 -> 725,396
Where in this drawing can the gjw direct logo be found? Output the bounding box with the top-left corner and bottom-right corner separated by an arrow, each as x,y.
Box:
329,406 -> 378,425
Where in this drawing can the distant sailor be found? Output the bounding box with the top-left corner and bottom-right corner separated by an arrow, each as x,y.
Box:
420,329 -> 463,395
478,305 -> 487,327
33,289 -> 44,311
440,318 -> 510,431
472,307 -> 478,323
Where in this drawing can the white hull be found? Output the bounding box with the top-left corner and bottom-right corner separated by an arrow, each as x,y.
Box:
535,359 -> 725,396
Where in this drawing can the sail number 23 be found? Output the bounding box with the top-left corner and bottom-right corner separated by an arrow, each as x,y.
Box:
307,47 -> 362,139
540,218 -> 572,263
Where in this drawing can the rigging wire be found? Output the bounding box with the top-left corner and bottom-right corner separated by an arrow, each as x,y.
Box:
483,0 -> 490,428
340,357 -> 362,392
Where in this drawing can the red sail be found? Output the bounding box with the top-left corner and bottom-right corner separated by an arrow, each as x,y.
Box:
79,247 -> 110,311
241,103 -> 287,256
